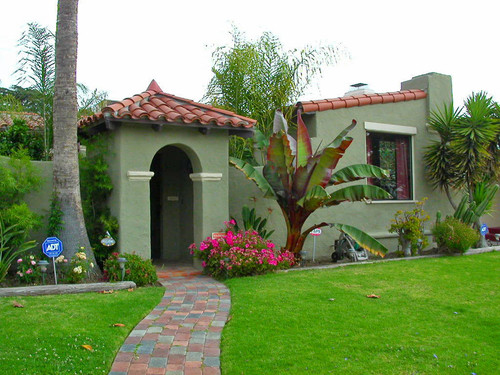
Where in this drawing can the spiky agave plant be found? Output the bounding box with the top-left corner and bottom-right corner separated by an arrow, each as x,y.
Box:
230,110 -> 392,257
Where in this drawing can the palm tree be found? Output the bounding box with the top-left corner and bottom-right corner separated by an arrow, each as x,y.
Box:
425,92 -> 500,246
53,0 -> 99,276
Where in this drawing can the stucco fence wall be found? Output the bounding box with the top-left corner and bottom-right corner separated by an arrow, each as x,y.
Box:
4,156 -> 467,261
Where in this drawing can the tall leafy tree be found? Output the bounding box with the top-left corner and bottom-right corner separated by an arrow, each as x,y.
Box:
53,0 -> 99,275
231,111 -> 391,256
204,28 -> 346,162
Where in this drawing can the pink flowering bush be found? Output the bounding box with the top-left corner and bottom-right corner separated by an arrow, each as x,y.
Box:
16,254 -> 41,284
190,221 -> 295,279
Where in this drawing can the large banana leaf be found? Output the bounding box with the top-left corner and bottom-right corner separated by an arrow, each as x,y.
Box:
297,185 -> 331,211
230,157 -> 276,198
267,132 -> 294,187
330,223 -> 387,257
273,110 -> 297,154
330,164 -> 390,185
307,139 -> 353,191
325,184 -> 392,206
263,163 -> 287,199
330,119 -> 357,148
273,110 -> 289,133
296,112 -> 312,168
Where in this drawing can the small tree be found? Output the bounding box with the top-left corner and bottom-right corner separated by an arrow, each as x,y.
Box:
231,111 -> 391,256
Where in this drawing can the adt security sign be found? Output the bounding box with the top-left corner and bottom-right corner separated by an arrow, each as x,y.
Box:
42,237 -> 64,258
480,224 -> 488,236
310,228 -> 322,236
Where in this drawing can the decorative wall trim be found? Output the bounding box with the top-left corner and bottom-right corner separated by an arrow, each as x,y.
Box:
189,173 -> 223,182
364,122 -> 417,135
127,171 -> 155,181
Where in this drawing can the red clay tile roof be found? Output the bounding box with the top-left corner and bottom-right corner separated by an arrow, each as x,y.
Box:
78,80 -> 256,129
0,111 -> 44,130
297,89 -> 427,113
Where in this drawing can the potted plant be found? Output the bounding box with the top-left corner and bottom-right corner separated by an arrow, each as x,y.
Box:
389,199 -> 430,256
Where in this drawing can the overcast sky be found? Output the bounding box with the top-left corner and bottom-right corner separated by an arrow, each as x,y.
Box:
0,0 -> 498,107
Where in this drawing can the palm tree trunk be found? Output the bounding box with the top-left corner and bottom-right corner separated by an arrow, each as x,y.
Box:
53,0 -> 100,277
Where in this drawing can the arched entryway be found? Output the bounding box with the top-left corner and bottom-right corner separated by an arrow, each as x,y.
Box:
150,146 -> 194,263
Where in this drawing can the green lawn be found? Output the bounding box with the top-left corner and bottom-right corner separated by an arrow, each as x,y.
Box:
0,286 -> 164,375
222,252 -> 499,374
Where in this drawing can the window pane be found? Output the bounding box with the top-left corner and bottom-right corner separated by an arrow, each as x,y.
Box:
366,132 -> 412,200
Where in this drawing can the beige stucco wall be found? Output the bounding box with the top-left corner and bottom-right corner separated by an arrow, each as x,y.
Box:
105,123 -> 229,260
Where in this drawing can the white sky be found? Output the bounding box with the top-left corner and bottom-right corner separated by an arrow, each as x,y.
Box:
0,0 -> 499,106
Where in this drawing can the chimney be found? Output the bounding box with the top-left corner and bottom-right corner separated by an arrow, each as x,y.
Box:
344,83 -> 375,96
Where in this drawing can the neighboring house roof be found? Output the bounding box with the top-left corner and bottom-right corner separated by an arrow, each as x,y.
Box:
78,80 -> 256,130
297,89 -> 427,113
0,111 -> 44,130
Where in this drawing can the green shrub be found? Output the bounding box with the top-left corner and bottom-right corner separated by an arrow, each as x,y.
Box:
80,135 -> 118,267
2,203 -> 41,247
103,252 -> 158,287
432,217 -> 480,253
0,118 -> 44,160
0,150 -> 41,281
389,199 -> 430,256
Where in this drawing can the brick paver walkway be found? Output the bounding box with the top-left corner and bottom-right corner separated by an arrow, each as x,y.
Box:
109,267 -> 230,375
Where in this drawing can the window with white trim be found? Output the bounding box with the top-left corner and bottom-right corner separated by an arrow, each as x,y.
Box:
365,122 -> 415,201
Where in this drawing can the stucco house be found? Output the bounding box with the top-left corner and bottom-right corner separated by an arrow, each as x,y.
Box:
75,72 -> 458,264
230,72 -> 456,260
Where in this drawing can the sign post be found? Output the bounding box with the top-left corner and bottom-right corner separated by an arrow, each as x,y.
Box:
310,228 -> 322,262
42,237 -> 63,285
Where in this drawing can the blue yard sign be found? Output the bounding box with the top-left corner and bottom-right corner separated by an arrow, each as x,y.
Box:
42,237 -> 64,258
480,224 -> 489,236
42,237 -> 63,285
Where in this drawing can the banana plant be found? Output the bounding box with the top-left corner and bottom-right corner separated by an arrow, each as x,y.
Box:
230,110 -> 392,256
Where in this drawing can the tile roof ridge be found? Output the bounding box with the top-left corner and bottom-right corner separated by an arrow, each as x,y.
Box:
297,89 -> 427,113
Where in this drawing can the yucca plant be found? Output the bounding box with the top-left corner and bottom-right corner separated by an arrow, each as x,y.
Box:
230,111 -> 392,256
232,205 -> 275,240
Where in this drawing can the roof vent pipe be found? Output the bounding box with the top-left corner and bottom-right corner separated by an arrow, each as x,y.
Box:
345,83 -> 375,96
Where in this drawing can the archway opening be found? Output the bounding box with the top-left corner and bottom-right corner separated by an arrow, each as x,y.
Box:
150,146 -> 194,264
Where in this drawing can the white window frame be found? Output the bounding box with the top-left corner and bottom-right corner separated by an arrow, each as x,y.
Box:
364,122 -> 417,204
